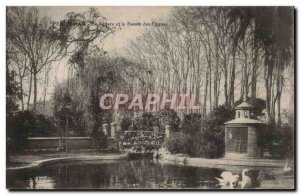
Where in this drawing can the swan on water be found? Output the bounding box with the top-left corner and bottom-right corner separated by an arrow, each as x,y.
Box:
216,169 -> 252,189
215,171 -> 239,189
240,169 -> 251,189
283,159 -> 292,176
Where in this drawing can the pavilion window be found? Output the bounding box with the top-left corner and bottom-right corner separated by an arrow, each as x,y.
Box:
225,127 -> 248,153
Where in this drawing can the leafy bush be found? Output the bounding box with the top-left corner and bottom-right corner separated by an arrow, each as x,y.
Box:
121,117 -> 132,131
195,106 -> 234,158
165,132 -> 193,155
7,111 -> 33,152
181,113 -> 202,135
7,110 -> 61,153
53,85 -> 87,136
260,124 -> 294,159
29,114 -> 59,137
129,112 -> 153,131
167,105 -> 234,158
154,110 -> 181,132
128,110 -> 180,133
194,116 -> 225,158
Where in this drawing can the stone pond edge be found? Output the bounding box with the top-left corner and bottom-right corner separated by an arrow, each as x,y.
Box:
7,153 -> 129,172
158,148 -> 287,168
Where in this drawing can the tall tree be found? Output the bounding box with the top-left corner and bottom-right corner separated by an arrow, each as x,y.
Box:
228,7 -> 294,124
7,7 -> 64,110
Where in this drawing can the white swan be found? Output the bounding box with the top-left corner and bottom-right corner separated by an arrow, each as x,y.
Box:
215,171 -> 239,189
256,170 -> 265,187
240,169 -> 251,189
283,159 -> 292,175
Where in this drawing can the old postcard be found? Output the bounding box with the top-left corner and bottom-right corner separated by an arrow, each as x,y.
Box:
6,6 -> 295,190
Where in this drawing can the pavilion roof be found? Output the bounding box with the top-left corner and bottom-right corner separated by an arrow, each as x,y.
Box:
224,118 -> 264,125
236,101 -> 254,109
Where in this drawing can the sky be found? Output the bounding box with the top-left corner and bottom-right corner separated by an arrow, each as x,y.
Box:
38,6 -> 172,53
33,6 -> 172,101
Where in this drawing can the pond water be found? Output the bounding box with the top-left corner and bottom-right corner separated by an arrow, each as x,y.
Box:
7,159 -> 227,189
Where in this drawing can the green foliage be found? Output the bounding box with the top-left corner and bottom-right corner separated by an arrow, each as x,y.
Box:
7,110 -> 58,152
228,7 -> 293,63
127,112 -> 152,131
207,105 -> 235,126
259,124 -> 294,159
154,110 -> 180,132
194,120 -> 224,158
196,106 -> 234,158
165,132 -> 193,155
61,8 -> 114,69
7,111 -> 34,152
121,117 -> 132,131
6,69 -> 20,117
80,56 -> 128,136
53,55 -> 135,140
128,110 -> 180,132
28,114 -> 59,137
6,110 -> 58,152
53,84 -> 85,136
120,110 -> 133,131
181,113 -> 202,135
166,106 -> 234,158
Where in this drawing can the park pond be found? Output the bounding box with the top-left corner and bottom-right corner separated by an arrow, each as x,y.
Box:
6,158 -> 276,190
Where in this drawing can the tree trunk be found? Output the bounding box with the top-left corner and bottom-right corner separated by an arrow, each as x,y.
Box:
240,65 -> 244,101
264,52 -> 275,125
244,53 -> 249,100
229,46 -> 236,108
276,65 -> 284,126
33,70 -> 37,111
251,41 -> 258,104
208,49 -> 212,112
277,93 -> 281,126
223,58 -> 228,108
43,68 -> 50,110
213,44 -> 219,109
203,71 -> 208,115
20,77 -> 24,111
27,71 -> 32,109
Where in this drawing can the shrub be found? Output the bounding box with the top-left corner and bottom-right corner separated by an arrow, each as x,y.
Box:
119,109 -> 134,131
130,112 -> 154,131
165,132 -> 193,155
195,116 -> 225,158
194,106 -> 234,158
172,105 -> 234,158
7,111 -> 36,152
181,113 -> 202,135
152,110 -> 181,132
129,110 -> 180,133
7,110 -> 61,153
261,124 -> 294,159
121,117 -> 132,131
29,114 -> 59,137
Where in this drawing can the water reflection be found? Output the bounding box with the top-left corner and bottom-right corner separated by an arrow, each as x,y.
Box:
7,159 -> 224,189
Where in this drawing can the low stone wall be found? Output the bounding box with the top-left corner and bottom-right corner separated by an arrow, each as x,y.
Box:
8,137 -> 117,151
27,137 -> 61,149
